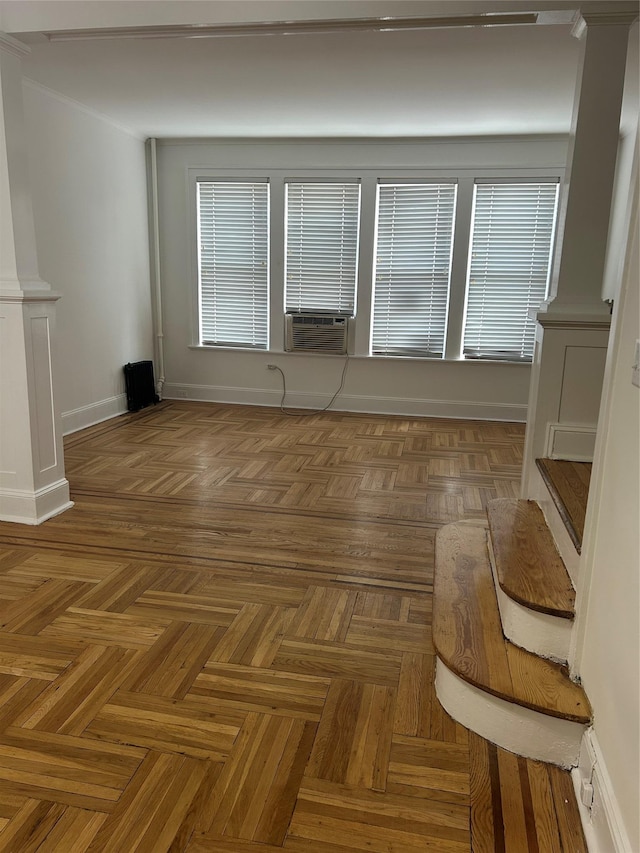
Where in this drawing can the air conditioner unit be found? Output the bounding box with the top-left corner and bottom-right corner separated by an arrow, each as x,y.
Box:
285,313 -> 350,354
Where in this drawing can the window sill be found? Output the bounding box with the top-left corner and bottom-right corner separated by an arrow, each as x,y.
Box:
188,345 -> 531,366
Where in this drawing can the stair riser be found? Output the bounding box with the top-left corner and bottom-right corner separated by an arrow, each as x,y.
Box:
435,659 -> 586,769
528,464 -> 580,585
488,536 -> 572,662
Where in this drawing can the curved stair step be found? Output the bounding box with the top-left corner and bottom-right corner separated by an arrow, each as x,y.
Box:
536,458 -> 591,554
488,498 -> 575,619
487,498 -> 575,661
433,523 -> 591,767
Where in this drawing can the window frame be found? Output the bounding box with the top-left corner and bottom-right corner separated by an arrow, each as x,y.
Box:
195,177 -> 271,350
370,179 -> 458,359
188,167 -> 562,363
461,177 -> 561,363
284,178 -> 362,316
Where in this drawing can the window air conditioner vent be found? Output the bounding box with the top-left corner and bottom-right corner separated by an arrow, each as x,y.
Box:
285,313 -> 350,354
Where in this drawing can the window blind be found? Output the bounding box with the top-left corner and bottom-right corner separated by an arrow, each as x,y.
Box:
372,183 -> 457,357
197,180 -> 269,348
463,182 -> 559,361
285,182 -> 360,313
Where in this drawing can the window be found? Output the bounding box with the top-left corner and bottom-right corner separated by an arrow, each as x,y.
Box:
462,181 -> 559,361
285,182 -> 360,314
192,167 -> 562,362
371,183 -> 457,357
197,180 -> 269,348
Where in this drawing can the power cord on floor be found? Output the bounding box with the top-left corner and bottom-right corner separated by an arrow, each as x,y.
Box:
272,356 -> 350,416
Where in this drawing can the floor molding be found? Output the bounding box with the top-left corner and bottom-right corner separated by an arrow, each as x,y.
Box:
0,478 -> 73,525
572,729 -> 635,853
162,382 -> 527,421
62,393 -> 128,435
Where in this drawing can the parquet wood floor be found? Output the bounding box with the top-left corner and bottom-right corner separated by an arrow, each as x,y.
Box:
0,402 -> 586,851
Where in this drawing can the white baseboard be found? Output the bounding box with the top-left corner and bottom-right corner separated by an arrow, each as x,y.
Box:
0,478 -> 74,525
572,729 -> 635,853
546,423 -> 597,462
62,394 -> 128,435
162,383 -> 527,422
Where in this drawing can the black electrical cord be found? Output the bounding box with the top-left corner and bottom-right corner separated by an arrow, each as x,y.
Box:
273,356 -> 350,416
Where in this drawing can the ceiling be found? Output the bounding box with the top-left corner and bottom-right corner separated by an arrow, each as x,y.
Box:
2,1 -> 638,139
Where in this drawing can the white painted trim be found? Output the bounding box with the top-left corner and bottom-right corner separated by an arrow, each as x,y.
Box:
158,134 -> 569,149
61,394 -> 128,435
162,382 -> 527,421
43,13 -> 541,43
147,139 -> 165,398
0,285 -> 60,302
572,729 -> 635,853
435,658 -> 586,768
488,535 -> 572,663
22,78 -> 144,140
570,134 -> 639,674
0,479 -> 73,525
528,462 -> 580,585
0,32 -> 31,58
535,310 -> 612,330
546,423 -> 597,462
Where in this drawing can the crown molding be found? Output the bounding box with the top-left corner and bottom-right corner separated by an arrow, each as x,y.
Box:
41,13 -> 538,43
22,78 -> 144,141
157,133 -> 570,147
572,10 -> 639,38
0,32 -> 30,58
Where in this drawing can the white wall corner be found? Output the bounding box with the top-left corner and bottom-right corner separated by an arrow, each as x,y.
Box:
61,393 -> 128,435
22,78 -> 144,140
0,479 -> 73,525
572,728 -> 635,853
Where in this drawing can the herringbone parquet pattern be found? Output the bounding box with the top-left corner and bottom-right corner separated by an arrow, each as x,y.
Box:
0,402 -> 586,851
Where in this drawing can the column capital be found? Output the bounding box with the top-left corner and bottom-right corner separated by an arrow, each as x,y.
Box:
0,288 -> 61,304
572,11 -> 638,40
534,309 -> 612,331
0,33 -> 30,59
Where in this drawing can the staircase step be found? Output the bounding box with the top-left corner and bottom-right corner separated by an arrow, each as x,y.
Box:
488,499 -> 575,619
536,459 -> 592,554
433,524 -> 590,724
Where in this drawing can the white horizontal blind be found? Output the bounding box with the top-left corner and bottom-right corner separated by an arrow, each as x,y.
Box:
197,181 -> 269,348
285,182 -> 360,313
372,183 -> 457,357
463,182 -> 559,361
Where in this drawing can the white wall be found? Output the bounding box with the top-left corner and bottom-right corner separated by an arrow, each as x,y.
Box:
23,82 -> 153,432
602,24 -> 639,304
576,132 -> 639,851
157,136 -> 567,420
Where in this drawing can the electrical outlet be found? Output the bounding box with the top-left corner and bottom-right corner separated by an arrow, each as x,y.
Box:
176,389 -> 188,398
580,779 -> 594,809
267,364 -> 277,370
632,340 -> 640,389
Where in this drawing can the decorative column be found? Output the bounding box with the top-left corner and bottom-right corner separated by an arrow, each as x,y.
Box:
0,33 -> 72,524
521,11 -> 637,497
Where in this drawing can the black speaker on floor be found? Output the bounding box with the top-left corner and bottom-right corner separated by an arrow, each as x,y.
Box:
124,361 -> 160,412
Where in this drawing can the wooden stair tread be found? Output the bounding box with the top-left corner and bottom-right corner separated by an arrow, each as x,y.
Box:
433,524 -> 591,724
487,499 -> 575,619
536,459 -> 592,554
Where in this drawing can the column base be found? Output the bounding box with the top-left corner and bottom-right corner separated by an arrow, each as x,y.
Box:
0,478 -> 73,524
